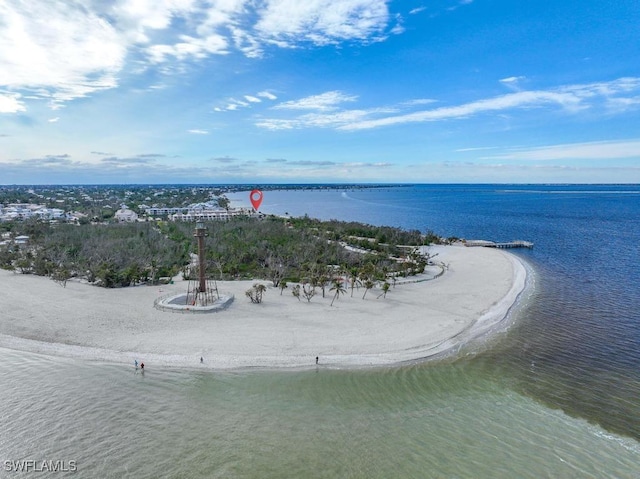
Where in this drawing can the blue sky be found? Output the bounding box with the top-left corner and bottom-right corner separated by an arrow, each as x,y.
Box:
1,0 -> 639,184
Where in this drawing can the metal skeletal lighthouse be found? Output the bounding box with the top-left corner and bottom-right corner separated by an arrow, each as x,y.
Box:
195,222 -> 207,294
186,222 -> 218,306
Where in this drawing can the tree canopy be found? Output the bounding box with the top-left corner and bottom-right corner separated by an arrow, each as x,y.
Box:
1,215 -> 440,288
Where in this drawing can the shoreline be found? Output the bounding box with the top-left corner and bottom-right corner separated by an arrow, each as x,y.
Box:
0,245 -> 529,371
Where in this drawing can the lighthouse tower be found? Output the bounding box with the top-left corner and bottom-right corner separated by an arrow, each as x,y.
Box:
186,222 -> 218,306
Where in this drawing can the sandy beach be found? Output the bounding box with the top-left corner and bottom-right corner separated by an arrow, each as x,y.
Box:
0,245 -> 527,370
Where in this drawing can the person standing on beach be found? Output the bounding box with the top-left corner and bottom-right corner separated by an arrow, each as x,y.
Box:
316,356 -> 319,365
140,362 -> 144,370
134,359 -> 138,368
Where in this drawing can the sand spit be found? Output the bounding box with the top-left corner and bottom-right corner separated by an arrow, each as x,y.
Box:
0,245 -> 527,370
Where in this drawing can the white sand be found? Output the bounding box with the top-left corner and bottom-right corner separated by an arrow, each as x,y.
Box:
0,245 -> 527,370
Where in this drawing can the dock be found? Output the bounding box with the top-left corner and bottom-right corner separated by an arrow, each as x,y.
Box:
464,240 -> 534,249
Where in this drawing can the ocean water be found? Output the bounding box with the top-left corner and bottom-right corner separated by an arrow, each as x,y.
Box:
3,184 -> 640,478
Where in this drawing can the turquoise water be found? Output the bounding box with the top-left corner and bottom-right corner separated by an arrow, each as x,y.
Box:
2,349 -> 639,478
3,184 -> 640,477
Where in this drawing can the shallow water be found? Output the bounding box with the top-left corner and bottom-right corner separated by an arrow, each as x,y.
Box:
2,349 -> 639,478
3,184 -> 640,477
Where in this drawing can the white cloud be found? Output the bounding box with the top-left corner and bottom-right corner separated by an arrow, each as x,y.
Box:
499,76 -> 526,91
258,89 -> 582,131
258,91 -> 278,100
213,90 -> 295,112
48,117 -> 60,123
256,107 -> 393,130
447,0 -> 474,12
123,0 -> 392,62
214,95 -> 261,111
255,119 -> 295,130
0,0 -> 126,108
188,129 -> 209,134
482,139 -> 640,161
400,98 -> 437,107
340,77 -> 640,130
254,0 -> 390,47
255,77 -> 640,132
146,33 -> 229,63
557,77 -> 640,103
340,90 -> 583,130
275,91 -> 358,111
500,76 -> 524,84
111,0 -> 199,35
0,92 -> 26,113
1,0 -> 392,111
455,146 -> 502,152
607,96 -> 640,113
229,25 -> 264,58
344,161 -> 391,168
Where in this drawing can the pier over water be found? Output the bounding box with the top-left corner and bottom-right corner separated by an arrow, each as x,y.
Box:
464,240 -> 534,249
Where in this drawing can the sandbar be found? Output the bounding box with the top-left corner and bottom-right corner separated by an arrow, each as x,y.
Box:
0,245 -> 528,370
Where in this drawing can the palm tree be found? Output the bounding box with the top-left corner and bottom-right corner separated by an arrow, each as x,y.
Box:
362,279 -> 375,299
320,266 -> 333,298
330,279 -> 347,307
348,266 -> 360,297
377,281 -> 390,299
380,265 -> 389,282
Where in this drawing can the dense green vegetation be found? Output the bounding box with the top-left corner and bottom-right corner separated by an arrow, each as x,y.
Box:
1,220 -> 187,287
0,215 -> 442,289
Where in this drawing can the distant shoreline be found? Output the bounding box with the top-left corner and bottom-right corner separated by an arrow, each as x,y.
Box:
0,245 -> 528,371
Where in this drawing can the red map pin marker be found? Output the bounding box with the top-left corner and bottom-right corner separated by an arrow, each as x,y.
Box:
250,189 -> 263,211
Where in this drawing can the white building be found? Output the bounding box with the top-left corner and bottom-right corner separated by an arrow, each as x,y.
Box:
14,235 -> 29,245
114,205 -> 139,222
145,207 -> 188,216
169,208 -> 248,222
0,204 -> 64,222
